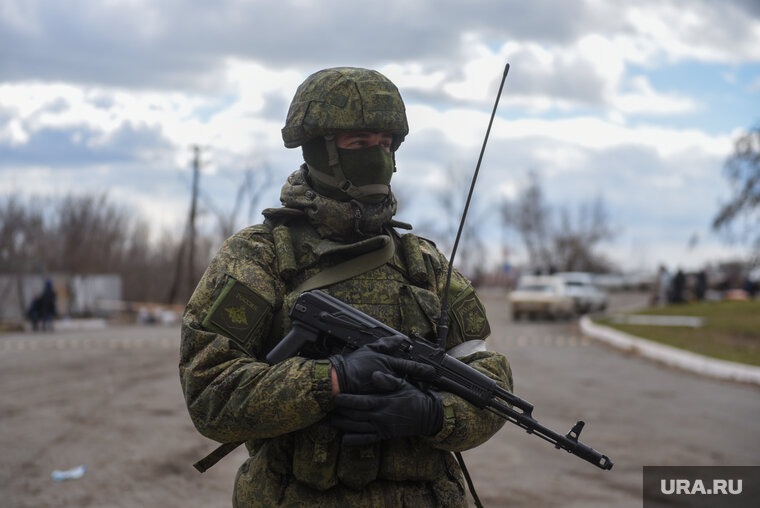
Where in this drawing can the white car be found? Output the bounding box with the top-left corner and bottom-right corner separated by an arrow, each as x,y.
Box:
509,276 -> 575,321
555,272 -> 608,313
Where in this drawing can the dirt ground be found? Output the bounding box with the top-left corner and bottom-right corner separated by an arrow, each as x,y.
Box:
0,323 -> 247,508
1,291 -> 758,507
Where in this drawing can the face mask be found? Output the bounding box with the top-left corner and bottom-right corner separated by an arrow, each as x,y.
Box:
336,145 -> 395,203
303,138 -> 396,203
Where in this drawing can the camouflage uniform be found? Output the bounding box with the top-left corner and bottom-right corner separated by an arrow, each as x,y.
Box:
179,68 -> 513,507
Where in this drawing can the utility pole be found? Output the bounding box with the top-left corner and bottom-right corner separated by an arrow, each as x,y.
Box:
187,145 -> 201,297
168,145 -> 203,304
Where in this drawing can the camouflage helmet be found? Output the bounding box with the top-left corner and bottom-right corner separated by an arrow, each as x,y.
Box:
282,67 -> 408,151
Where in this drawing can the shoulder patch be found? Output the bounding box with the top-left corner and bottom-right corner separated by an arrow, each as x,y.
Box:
202,277 -> 272,345
450,290 -> 491,341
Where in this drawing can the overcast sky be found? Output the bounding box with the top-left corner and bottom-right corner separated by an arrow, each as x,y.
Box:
2,0 -> 759,273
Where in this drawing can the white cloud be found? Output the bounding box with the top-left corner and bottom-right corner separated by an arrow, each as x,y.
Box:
625,3 -> 760,63
198,59 -> 303,154
380,63 -> 447,92
0,65 -> 300,168
0,82 -> 196,143
531,144 -> 589,174
408,101 -> 732,160
108,184 -> 187,233
443,34 -> 510,102
415,29 -> 704,118
497,180 -> 519,200
2,0 -> 758,272
612,76 -> 698,115
0,166 -> 52,194
0,118 -> 29,145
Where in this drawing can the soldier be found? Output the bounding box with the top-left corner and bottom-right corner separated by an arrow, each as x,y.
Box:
180,67 -> 513,507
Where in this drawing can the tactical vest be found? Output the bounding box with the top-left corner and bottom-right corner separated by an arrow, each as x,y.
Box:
255,210 -> 459,492
263,211 -> 446,353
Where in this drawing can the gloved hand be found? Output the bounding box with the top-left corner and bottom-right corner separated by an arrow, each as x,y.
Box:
329,335 -> 436,394
332,371 -> 444,445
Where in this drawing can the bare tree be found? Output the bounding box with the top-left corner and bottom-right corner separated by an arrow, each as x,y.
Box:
501,172 -> 615,272
0,196 -> 49,318
0,193 -> 210,304
203,163 -> 275,241
119,221 -> 187,303
1,193 -> 132,274
551,197 -> 615,272
419,164 -> 488,278
51,193 -> 130,273
500,171 -> 552,267
712,123 -> 760,260
0,196 -> 48,273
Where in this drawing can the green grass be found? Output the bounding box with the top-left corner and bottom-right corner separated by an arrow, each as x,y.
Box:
595,300 -> 760,366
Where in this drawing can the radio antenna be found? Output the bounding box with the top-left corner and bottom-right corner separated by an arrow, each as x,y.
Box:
437,62 -> 510,350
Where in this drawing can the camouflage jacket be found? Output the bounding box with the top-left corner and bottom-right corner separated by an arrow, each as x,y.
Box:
180,169 -> 513,507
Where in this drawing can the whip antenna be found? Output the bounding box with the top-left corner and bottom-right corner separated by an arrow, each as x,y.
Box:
437,62 -> 510,350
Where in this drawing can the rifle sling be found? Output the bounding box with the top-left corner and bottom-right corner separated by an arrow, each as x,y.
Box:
193,441 -> 243,473
455,451 -> 484,508
194,237 -> 396,473
292,235 -> 395,293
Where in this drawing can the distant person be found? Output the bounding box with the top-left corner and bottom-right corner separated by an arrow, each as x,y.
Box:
670,269 -> 686,304
38,279 -> 57,331
745,276 -> 758,299
27,293 -> 42,331
695,270 -> 707,301
655,265 -> 670,307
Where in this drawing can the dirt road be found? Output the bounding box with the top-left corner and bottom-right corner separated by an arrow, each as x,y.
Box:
1,291 -> 758,507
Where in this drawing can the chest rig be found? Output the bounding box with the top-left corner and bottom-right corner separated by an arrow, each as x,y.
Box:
259,208 -> 460,492
263,208 -> 441,358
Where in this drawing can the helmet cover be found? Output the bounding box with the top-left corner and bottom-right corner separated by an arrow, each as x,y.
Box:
282,67 -> 408,150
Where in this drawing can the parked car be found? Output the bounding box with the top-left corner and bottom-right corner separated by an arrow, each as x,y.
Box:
554,272 -> 608,313
593,273 -> 625,292
509,275 -> 575,321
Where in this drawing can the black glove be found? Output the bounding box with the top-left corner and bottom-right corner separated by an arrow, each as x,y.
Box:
329,335 -> 436,394
332,371 -> 444,445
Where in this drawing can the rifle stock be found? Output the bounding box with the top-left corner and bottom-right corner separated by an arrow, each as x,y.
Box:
266,289 -> 613,471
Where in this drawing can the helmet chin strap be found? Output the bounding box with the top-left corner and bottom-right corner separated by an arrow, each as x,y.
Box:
305,135 -> 390,200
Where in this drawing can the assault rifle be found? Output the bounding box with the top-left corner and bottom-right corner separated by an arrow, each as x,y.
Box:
266,289 -> 613,471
